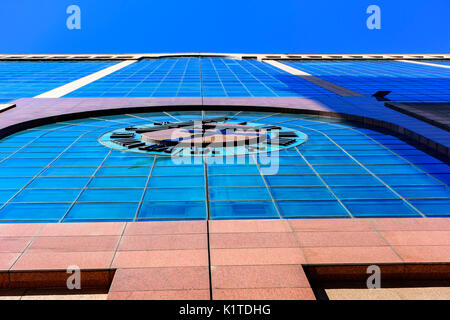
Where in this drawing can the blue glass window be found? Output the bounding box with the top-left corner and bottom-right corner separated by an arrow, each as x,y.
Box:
331,186 -> 399,200
66,202 -> 139,220
408,199 -> 450,217
208,165 -> 260,175
365,165 -> 424,174
28,177 -> 90,189
313,165 -> 369,174
210,187 -> 271,201
0,167 -> 42,177
210,201 -> 278,219
138,201 -> 206,219
78,189 -> 143,202
265,175 -> 324,186
144,188 -> 205,201
379,174 -> 443,186
271,187 -> 335,200
41,167 -> 97,177
1,158 -> 53,167
102,157 -> 154,167
0,203 -> 71,221
0,178 -> 30,189
277,200 -> 349,218
11,189 -> 80,203
393,186 -> 450,199
95,166 -> 151,177
148,175 -> 204,188
305,156 -> 357,165
342,200 -> 420,217
208,175 -> 265,187
88,177 -> 148,188
321,175 -> 382,186
152,165 -> 204,176
265,166 -> 315,175
0,189 -> 18,202
52,158 -> 104,167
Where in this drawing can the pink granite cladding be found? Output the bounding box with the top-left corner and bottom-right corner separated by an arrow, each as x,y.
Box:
0,97 -> 202,129
3,97 -> 449,152
0,218 -> 448,300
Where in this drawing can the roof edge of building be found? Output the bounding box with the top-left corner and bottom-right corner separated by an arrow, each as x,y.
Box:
0,53 -> 449,61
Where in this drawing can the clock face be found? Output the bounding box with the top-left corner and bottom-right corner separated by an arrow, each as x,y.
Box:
99,116 -> 308,156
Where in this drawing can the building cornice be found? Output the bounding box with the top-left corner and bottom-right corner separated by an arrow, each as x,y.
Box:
0,53 -> 449,61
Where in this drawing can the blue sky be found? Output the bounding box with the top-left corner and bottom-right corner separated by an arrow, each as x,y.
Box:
1,0 -> 449,54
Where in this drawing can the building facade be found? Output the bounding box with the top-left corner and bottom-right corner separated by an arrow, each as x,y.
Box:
0,53 -> 449,300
